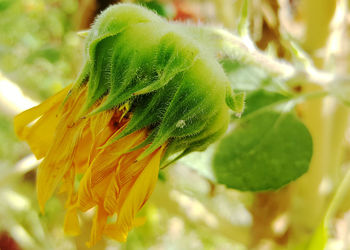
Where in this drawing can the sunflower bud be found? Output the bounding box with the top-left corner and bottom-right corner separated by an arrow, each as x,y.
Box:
78,4 -> 240,164
14,3 -> 243,246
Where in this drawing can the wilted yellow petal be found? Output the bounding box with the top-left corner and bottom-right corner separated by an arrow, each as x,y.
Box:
37,87 -> 87,213
103,149 -> 153,214
14,85 -> 71,140
76,168 -> 95,211
103,168 -> 120,214
89,110 -> 114,152
77,166 -> 113,212
83,130 -> 146,196
14,75 -> 168,246
116,149 -> 150,188
24,102 -> 61,159
74,122 -> 93,173
86,205 -> 108,248
103,215 -> 146,242
64,207 -> 80,236
105,146 -> 164,240
103,224 -> 127,242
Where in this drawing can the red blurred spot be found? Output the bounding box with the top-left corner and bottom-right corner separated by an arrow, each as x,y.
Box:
173,0 -> 200,22
0,232 -> 20,250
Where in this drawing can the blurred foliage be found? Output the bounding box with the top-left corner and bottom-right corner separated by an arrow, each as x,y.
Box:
0,0 -> 350,249
0,113 -> 26,167
0,0 -> 82,100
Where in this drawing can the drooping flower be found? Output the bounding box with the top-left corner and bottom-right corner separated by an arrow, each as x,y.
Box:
14,3 -> 244,246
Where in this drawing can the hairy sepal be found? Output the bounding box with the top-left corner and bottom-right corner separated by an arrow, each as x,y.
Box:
75,3 -> 237,163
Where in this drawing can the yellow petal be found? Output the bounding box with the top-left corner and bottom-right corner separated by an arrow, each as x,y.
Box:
74,122 -> 93,173
90,130 -> 146,189
115,148 -> 149,188
37,87 -> 88,212
103,224 -> 127,242
103,165 -> 120,214
64,207 -> 80,236
60,166 -> 77,207
86,205 -> 108,247
84,130 -> 147,214
24,102 -> 61,159
103,216 -> 146,242
88,110 -> 115,163
102,150 -> 149,214
76,168 -> 95,211
103,148 -> 152,214
77,166 -> 113,212
105,146 -> 164,240
14,85 -> 71,140
37,122 -> 86,212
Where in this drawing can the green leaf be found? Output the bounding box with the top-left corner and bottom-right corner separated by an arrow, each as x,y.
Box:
221,59 -> 285,92
241,90 -> 288,117
212,110 -> 313,191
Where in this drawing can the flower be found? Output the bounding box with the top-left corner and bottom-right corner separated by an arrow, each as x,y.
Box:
14,3 -> 244,246
15,83 -> 165,245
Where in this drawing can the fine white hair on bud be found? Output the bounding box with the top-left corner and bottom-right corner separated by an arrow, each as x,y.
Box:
74,3 -> 244,165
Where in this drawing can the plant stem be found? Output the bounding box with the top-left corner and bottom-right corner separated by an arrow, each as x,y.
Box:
233,89 -> 329,124
200,27 -> 336,86
325,167 -> 350,223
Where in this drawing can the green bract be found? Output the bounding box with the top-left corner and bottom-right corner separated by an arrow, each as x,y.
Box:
75,4 -> 243,165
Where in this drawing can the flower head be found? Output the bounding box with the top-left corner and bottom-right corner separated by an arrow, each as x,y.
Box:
14,3 -> 243,246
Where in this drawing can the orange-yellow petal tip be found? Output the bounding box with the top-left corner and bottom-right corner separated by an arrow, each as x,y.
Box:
103,225 -> 128,242
64,208 -> 80,236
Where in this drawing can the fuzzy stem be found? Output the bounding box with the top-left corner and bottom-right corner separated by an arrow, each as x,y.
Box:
201,27 -> 337,86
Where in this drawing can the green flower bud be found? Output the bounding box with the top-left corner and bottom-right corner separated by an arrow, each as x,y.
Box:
14,4 -> 245,244
76,3 -> 243,165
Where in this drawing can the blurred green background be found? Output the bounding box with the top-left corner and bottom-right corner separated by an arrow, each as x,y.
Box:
0,0 -> 350,249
